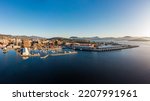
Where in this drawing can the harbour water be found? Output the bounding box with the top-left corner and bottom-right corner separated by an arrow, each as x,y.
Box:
0,41 -> 150,84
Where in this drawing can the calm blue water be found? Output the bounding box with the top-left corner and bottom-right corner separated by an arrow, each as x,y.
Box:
0,42 -> 150,84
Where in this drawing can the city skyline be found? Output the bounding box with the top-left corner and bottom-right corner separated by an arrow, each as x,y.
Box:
0,0 -> 150,38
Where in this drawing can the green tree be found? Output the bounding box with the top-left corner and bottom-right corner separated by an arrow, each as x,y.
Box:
54,40 -> 58,46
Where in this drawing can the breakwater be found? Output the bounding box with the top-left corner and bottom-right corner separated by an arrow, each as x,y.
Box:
49,51 -> 77,56
74,45 -> 139,52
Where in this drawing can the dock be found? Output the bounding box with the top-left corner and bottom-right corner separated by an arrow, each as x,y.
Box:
40,51 -> 77,58
74,45 -> 139,52
49,51 -> 77,56
30,53 -> 40,57
19,53 -> 40,57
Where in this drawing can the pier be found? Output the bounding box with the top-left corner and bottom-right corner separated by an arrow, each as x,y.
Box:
30,53 -> 40,57
39,51 -> 77,59
73,45 -> 139,52
49,51 -> 77,56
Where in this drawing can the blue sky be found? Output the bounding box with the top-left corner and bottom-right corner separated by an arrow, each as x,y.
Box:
0,0 -> 150,38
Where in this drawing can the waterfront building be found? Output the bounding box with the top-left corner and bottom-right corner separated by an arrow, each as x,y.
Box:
0,39 -> 9,46
22,39 -> 31,48
41,40 -> 49,44
97,45 -> 119,48
15,38 -> 22,46
21,48 -> 30,56
73,43 -> 95,50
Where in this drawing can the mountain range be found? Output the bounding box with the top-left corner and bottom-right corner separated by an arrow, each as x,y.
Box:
0,33 -> 150,41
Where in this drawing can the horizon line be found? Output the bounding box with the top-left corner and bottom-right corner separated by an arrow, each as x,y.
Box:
0,33 -> 150,39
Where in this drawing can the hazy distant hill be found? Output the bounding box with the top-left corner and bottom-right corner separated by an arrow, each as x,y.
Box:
0,33 -> 150,42
119,36 -> 137,40
0,33 -> 12,38
29,36 -> 45,39
70,36 -> 79,39
70,36 -> 101,40
118,36 -> 150,41
78,36 -> 150,42
129,38 -> 150,41
49,37 -> 69,40
0,33 -> 45,39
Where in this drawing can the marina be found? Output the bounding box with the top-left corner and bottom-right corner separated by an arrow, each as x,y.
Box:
17,48 -> 78,59
0,44 -> 139,60
40,51 -> 77,59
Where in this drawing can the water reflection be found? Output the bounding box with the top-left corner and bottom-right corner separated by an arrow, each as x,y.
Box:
22,57 -> 29,60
